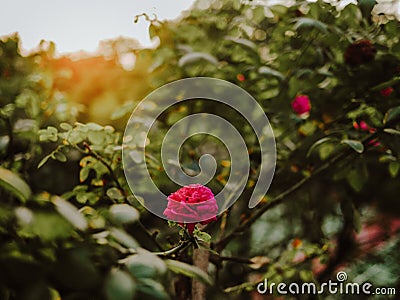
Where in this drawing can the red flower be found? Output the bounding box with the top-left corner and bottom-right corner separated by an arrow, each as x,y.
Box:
380,87 -> 394,97
163,184 -> 218,234
353,120 -> 372,132
292,238 -> 302,249
291,95 -> 311,118
353,121 -> 380,147
237,73 -> 245,82
344,40 -> 376,66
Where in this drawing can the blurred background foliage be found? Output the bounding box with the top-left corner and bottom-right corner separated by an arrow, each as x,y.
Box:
1,0 -> 400,299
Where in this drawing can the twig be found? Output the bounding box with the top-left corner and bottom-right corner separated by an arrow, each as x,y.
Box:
80,143 -> 166,251
137,220 -> 165,251
83,142 -> 124,192
215,152 -> 344,250
153,240 -> 191,257
224,253 -> 320,294
210,254 -> 253,265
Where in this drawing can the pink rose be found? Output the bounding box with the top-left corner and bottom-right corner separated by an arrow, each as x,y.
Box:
163,184 -> 218,234
353,121 -> 380,147
237,73 -> 245,82
353,120 -> 372,132
291,95 -> 311,118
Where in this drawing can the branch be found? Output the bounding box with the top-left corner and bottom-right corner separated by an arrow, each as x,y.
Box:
215,117 -> 399,250
83,142 -> 124,192
192,248 -> 209,300
223,253 -> 320,294
153,240 -> 191,257
137,221 -> 165,251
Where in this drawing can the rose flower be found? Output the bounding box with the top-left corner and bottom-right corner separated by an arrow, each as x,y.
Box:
164,184 -> 218,234
292,95 -> 311,118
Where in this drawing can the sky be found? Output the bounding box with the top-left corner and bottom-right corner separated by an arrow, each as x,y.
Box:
0,0 -> 196,54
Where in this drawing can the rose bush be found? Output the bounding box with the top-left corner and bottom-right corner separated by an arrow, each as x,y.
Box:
1,1 -> 400,299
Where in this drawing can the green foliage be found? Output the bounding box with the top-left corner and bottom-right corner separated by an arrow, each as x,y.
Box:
1,0 -> 400,299
165,259 -> 213,286
0,166 -> 31,202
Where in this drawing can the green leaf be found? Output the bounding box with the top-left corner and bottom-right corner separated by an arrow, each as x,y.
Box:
47,126 -> 58,142
125,249 -> 166,278
299,269 -> 314,282
319,143 -> 335,160
109,228 -> 138,249
68,130 -> 85,144
79,166 -> 90,182
346,166 -> 368,192
294,18 -> 328,33
389,162 -> 400,178
105,269 -> 136,300
341,139 -> 364,154
379,155 -> 397,163
358,0 -> 376,20
53,151 -> 67,162
76,193 -> 88,204
384,128 -> 400,135
60,122 -> 73,131
39,127 -> 58,142
225,36 -> 257,50
0,103 -> 15,118
258,66 -> 285,80
85,122 -> 104,131
384,106 -> 400,124
52,196 -> 87,231
178,52 -> 218,67
269,4 -> 288,16
307,137 -> 336,158
17,211 -> 73,241
136,278 -> 169,300
37,154 -> 52,169
110,204 -> 140,224
299,121 -> 316,136
107,187 -> 125,200
88,131 -> 105,145
194,230 -> 211,243
165,259 -> 212,285
0,167 -> 31,202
